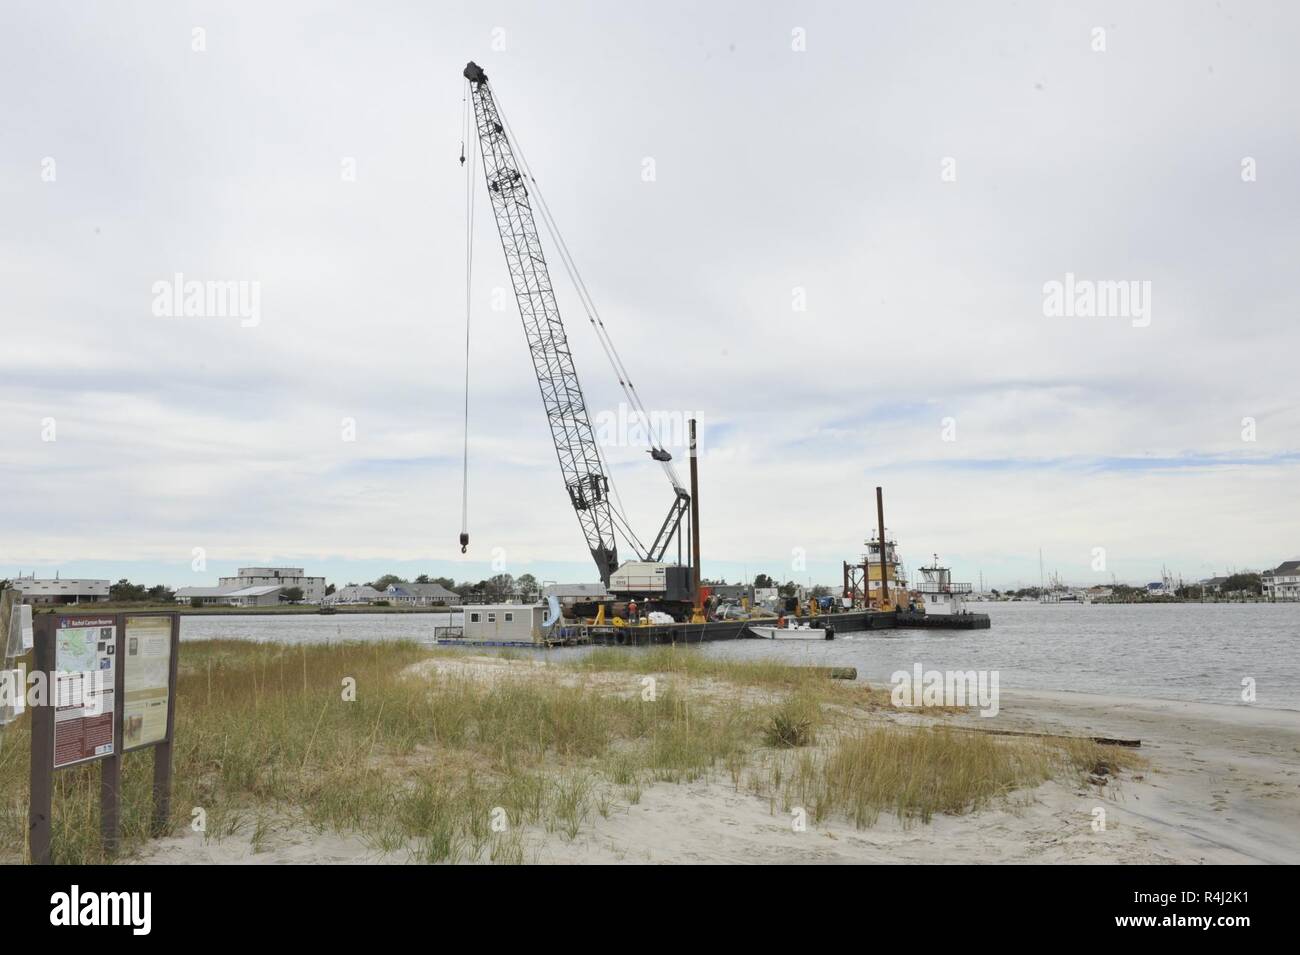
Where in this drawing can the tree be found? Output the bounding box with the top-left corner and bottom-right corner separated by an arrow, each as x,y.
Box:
778,580 -> 798,598
1221,572 -> 1261,596
147,584 -> 174,603
281,587 -> 305,604
516,573 -> 539,600
753,573 -> 774,589
325,583 -> 336,596
431,577 -> 457,592
484,573 -> 515,601
371,574 -> 406,593
415,574 -> 431,584
110,579 -> 148,602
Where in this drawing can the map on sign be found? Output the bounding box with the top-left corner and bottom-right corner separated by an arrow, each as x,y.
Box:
57,628 -> 97,676
53,620 -> 116,768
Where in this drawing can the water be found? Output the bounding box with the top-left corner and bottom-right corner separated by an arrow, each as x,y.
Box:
180,603 -> 1300,710
697,602 -> 1300,711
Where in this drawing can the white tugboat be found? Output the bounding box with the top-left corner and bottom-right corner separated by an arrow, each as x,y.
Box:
916,555 -> 973,615
842,528 -> 913,610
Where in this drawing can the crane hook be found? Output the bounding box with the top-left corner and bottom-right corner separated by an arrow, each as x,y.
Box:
459,532 -> 469,554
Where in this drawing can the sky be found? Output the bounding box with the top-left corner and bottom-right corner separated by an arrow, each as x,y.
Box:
1,0 -> 1297,592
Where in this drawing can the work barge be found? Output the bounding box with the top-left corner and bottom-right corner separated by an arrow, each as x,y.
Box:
437,606 -> 989,649
452,62 -> 991,649
548,609 -> 989,648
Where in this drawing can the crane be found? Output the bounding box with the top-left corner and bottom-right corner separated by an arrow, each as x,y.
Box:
461,61 -> 692,594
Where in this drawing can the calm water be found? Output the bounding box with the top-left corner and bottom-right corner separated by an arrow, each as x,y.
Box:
181,603 -> 1300,710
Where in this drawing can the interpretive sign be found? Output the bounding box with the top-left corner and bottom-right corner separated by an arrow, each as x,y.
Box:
29,611 -> 180,864
123,615 -> 172,749
52,617 -> 116,768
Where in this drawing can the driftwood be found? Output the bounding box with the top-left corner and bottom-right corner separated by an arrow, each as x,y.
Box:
948,725 -> 1140,748
797,666 -> 858,680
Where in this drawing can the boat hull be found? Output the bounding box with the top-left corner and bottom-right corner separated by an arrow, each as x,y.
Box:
747,625 -> 831,640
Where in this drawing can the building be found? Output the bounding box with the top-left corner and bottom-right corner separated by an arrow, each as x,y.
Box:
8,575 -> 110,605
385,582 -> 459,606
175,584 -> 286,607
322,585 -> 384,606
1199,576 -> 1229,595
457,603 -> 546,643
219,567 -> 325,604
1263,561 -> 1300,601
175,566 -> 324,607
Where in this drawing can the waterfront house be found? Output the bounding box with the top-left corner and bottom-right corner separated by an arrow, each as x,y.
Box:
322,585 -> 385,606
385,582 -> 459,606
1262,561 -> 1300,601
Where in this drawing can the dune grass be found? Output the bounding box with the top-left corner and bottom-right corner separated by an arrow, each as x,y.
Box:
0,640 -> 1141,863
761,725 -> 1146,828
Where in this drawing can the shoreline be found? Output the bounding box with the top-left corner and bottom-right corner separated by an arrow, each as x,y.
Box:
123,647 -> 1300,865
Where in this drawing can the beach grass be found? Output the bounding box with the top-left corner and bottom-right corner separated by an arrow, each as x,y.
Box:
0,639 -> 1141,864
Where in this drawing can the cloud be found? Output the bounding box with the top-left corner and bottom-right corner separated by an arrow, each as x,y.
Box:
1,1 -> 1296,589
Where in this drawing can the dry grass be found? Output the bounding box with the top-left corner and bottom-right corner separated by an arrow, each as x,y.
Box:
0,640 -> 1143,864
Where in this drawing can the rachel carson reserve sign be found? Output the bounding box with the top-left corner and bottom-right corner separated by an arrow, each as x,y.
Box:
27,611 -> 180,865
52,617 -> 117,768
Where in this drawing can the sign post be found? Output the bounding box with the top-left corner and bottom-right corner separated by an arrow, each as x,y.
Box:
27,610 -> 179,864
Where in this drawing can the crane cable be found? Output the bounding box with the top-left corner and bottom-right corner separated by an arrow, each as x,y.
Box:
494,93 -> 685,495
493,94 -> 652,557
463,87 -> 649,561
459,81 -> 477,553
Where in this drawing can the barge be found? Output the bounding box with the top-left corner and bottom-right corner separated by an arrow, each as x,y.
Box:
436,606 -> 989,648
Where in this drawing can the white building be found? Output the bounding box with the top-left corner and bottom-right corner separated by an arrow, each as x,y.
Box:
175,584 -> 285,607
323,585 -> 384,606
456,604 -> 546,644
219,567 -> 325,604
1263,561 -> 1300,601
385,582 -> 459,606
8,575 -> 110,605
176,566 -> 325,607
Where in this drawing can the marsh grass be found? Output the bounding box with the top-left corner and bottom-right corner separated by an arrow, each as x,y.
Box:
0,640 -> 1143,864
576,646 -> 847,689
766,724 -> 1146,828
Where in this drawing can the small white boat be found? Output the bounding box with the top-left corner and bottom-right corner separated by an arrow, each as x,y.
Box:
748,623 -> 834,641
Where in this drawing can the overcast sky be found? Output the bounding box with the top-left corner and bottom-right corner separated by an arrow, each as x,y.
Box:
2,0 -> 1297,591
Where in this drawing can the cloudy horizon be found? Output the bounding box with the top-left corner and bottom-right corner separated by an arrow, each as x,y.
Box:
3,1 -> 1297,593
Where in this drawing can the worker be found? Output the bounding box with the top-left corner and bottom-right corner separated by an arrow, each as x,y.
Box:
627,598 -> 638,624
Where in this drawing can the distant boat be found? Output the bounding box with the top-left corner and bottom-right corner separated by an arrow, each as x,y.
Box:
748,622 -> 834,641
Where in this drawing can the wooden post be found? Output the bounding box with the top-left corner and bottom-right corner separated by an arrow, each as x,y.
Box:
689,419 -> 702,619
28,614 -> 55,865
99,613 -> 125,856
876,486 -> 890,609
152,614 -> 180,835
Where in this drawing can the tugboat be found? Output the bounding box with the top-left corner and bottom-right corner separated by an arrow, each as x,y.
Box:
916,555 -> 974,615
842,528 -> 918,611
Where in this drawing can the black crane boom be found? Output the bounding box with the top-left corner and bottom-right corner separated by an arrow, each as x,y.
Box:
463,61 -> 620,584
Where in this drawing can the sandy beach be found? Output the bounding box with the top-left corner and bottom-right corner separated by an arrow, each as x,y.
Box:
131,654 -> 1300,865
